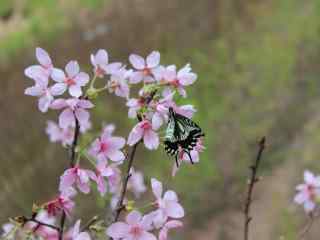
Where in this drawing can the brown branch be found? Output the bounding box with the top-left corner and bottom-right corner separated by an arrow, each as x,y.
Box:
113,142 -> 140,222
299,214 -> 314,240
19,216 -> 60,231
299,208 -> 320,239
244,136 -> 266,240
59,118 -> 81,240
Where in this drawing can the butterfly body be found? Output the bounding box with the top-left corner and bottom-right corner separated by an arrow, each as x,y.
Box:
164,107 -> 204,166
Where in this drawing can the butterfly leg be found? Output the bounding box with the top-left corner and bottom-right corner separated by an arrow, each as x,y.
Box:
186,150 -> 194,164
175,154 -> 180,168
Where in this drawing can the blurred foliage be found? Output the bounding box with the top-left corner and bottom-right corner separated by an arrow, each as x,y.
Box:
0,0 -> 107,63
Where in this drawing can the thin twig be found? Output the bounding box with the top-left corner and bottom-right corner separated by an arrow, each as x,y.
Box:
20,216 -> 60,231
298,208 -> 320,239
81,216 -> 99,232
244,136 -> 266,240
113,142 -> 140,222
59,118 -> 81,240
299,214 -> 314,240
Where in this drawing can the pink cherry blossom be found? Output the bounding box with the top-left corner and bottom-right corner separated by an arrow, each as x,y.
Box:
294,170 -> 320,212
107,68 -> 131,99
162,64 -> 197,97
90,162 -> 116,196
128,168 -> 147,198
106,210 -> 156,240
71,220 -> 91,240
126,98 -> 144,119
51,61 -> 89,97
88,126 -> 126,163
50,98 -> 94,129
59,165 -> 95,194
25,211 -> 58,240
150,178 -> 184,228
24,78 -> 61,112
25,47 -> 53,83
159,220 -> 183,240
150,92 -> 175,129
45,189 -> 76,218
166,102 -> 196,119
90,49 -> 122,77
129,51 -> 160,84
127,120 -> 159,150
107,164 -> 122,194
172,138 -> 205,176
46,121 -> 74,146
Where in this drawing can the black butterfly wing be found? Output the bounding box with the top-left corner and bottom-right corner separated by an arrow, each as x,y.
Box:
164,112 -> 204,157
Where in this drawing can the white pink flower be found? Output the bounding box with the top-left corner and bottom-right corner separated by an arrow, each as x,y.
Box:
50,98 -> 94,129
129,51 -> 160,84
107,164 -> 122,194
59,165 -> 95,194
24,211 -> 58,240
51,61 -> 89,97
159,220 -> 183,240
294,170 -> 320,212
106,210 -> 156,240
45,188 -> 76,218
24,77 -> 60,113
126,98 -> 144,119
128,168 -> 147,198
162,64 -> 197,97
90,49 -> 121,77
127,120 -> 159,150
46,121 -> 74,146
71,220 -> 91,240
107,68 -> 131,99
90,162 -> 116,196
25,47 -> 53,83
150,178 -> 184,228
88,126 -> 126,163
172,138 -> 205,176
150,92 -> 175,129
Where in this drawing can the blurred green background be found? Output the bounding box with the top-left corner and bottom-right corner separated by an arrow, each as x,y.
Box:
1,0 -> 320,239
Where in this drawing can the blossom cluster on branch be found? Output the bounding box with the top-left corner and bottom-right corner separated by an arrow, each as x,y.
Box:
1,48 -> 204,240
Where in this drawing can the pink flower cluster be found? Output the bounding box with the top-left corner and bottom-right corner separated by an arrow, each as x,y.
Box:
14,47 -> 205,239
107,178 -> 184,240
294,170 -> 320,213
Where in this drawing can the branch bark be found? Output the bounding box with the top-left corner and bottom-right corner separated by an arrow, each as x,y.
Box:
244,136 -> 266,240
113,142 -> 140,222
58,118 -> 80,240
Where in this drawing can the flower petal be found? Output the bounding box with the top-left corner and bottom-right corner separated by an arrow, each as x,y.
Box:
75,108 -> 90,126
126,210 -> 142,225
50,83 -> 66,96
59,108 -> 75,129
51,68 -> 66,82
143,130 -> 159,150
69,85 -> 82,97
36,47 -> 52,67
165,202 -> 184,219
127,124 -> 144,146
151,178 -> 162,199
129,54 -> 145,70
106,222 -> 130,239
74,72 -> 90,86
66,61 -> 80,78
139,231 -> 157,240
146,51 -> 160,68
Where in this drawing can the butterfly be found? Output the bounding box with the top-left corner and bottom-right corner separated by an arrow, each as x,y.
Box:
164,107 -> 204,167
